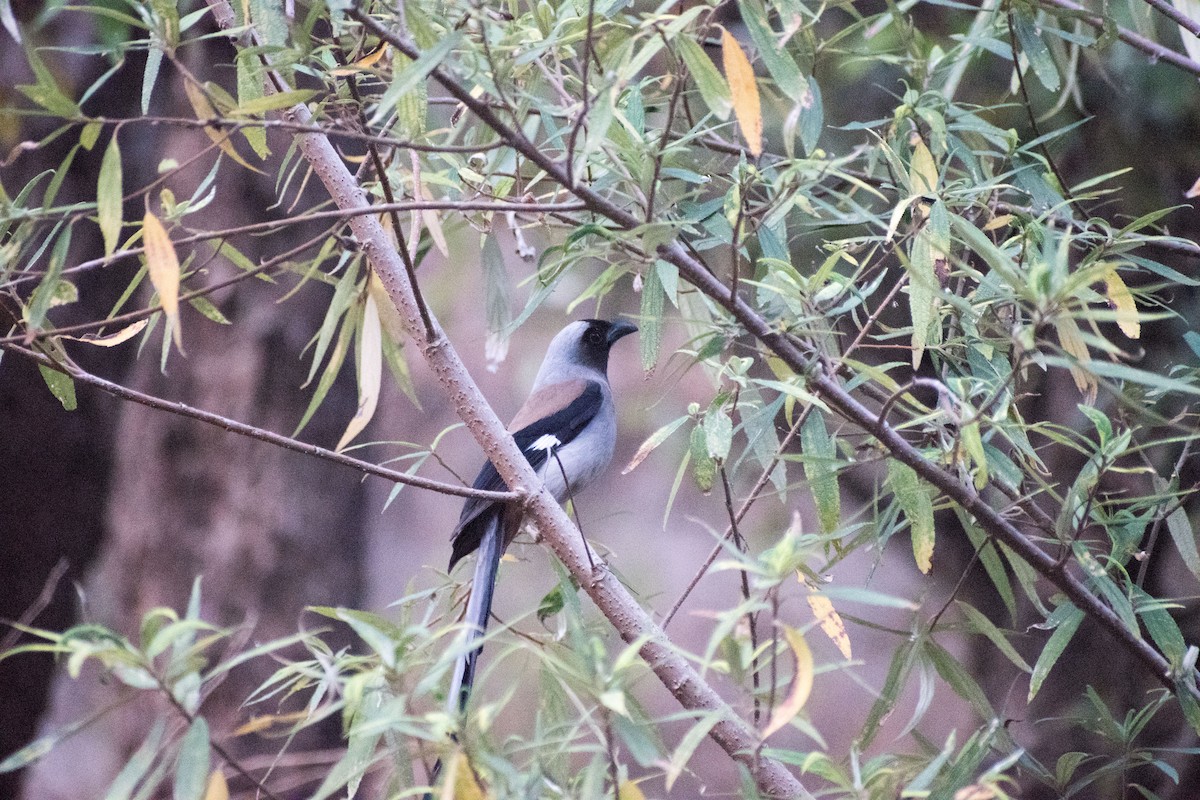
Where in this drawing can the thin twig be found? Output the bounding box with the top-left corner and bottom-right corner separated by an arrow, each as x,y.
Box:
1034,0 -> 1200,76
719,464 -> 761,726
4,343 -> 516,503
0,558 -> 70,651
663,412 -> 807,629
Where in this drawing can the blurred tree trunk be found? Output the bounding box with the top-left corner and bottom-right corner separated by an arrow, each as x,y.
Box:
1,22 -> 367,798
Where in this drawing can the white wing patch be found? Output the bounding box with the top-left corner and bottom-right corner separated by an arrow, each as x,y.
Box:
530,434 -> 562,453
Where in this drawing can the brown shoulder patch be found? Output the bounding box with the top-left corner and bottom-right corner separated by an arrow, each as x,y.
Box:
508,379 -> 588,432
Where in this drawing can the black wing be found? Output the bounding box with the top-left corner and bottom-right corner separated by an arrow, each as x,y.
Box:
448,381 -> 603,569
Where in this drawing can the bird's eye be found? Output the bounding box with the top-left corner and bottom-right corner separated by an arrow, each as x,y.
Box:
585,328 -> 604,345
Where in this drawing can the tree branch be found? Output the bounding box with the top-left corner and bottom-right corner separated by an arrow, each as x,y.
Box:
205,4 -> 814,796
346,5 -> 1192,701
4,344 -> 515,504
1035,0 -> 1200,77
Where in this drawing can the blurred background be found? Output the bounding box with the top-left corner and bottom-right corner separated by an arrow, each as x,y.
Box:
3,1 -> 1200,798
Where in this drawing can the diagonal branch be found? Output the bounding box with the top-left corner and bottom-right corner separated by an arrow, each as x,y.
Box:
345,5 -> 1191,700
201,3 -> 813,796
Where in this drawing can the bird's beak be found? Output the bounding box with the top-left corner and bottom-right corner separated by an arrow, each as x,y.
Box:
607,320 -> 638,345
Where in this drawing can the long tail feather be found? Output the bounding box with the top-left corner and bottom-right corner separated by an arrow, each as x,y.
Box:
448,513 -> 503,714
428,512 -> 504,793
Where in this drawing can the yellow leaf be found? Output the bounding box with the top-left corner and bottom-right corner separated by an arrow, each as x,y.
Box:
182,78 -> 265,174
721,29 -> 762,157
1054,315 -> 1096,401
336,294 -> 383,452
366,269 -> 407,344
617,780 -> 647,800
203,770 -> 229,800
142,211 -> 183,353
954,784 -> 997,800
983,213 -> 1013,231
63,319 -> 148,347
1102,268 -> 1140,339
761,625 -> 813,739
332,42 -> 390,75
233,711 -> 310,736
440,751 -> 486,800
805,590 -> 852,660
909,136 -> 938,195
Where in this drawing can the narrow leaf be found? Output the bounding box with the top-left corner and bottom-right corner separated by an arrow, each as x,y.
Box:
1102,268 -> 1140,339
800,411 -> 840,533
721,28 -> 763,156
1053,315 -> 1095,400
624,415 -> 688,474
1028,603 -> 1084,702
98,133 -> 123,256
889,461 -> 935,573
64,319 -> 148,347
675,34 -> 731,119
1012,8 -> 1061,91
336,295 -> 382,452
181,79 -> 264,174
617,780 -> 647,800
38,364 -> 76,411
704,405 -> 733,462
806,591 -> 852,659
202,771 -> 229,800
1,0 -> 20,43
1164,487 -> 1200,582
762,626 -> 814,739
639,262 -> 664,371
664,713 -> 720,790
142,211 -> 183,353
173,717 -> 210,800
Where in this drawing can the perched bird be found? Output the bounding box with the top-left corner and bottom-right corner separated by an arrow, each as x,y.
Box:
445,318 -> 637,715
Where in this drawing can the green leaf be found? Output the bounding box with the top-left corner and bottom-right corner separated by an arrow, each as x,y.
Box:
1134,587 -> 1186,665
675,33 -> 731,120
664,712 -> 721,790
1011,8 -> 1061,91
800,412 -> 840,533
235,54 -> 268,159
142,47 -> 163,115
1161,478 -> 1200,583
888,460 -> 935,573
737,0 -> 807,101
173,717 -> 210,800
956,601 -> 1031,672
639,262 -> 665,371
859,638 -> 918,749
187,296 -> 230,324
624,415 -> 688,474
230,88 -> 318,117
958,510 -> 1017,621
1028,603 -> 1083,702
370,32 -> 461,125
906,229 -> 938,369
925,639 -> 995,721
16,48 -> 80,116
704,404 -> 732,462
305,259 -> 360,387
294,311 -> 354,437
104,720 -> 166,800
26,225 -> 72,330
690,423 -> 716,493
247,0 -> 288,48
98,133 -> 123,256
38,364 -> 77,411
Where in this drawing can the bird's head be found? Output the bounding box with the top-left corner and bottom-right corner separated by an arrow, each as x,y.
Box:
535,318 -> 637,384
